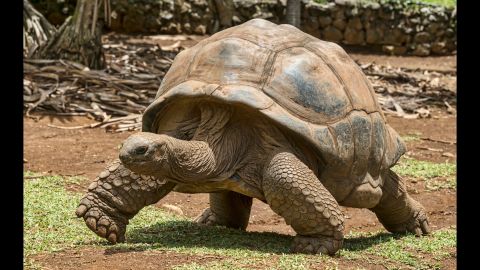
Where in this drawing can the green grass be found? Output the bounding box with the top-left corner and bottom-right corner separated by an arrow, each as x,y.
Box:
24,172 -> 456,269
392,157 -> 456,190
401,133 -> 422,142
312,0 -> 456,8
418,0 -> 456,7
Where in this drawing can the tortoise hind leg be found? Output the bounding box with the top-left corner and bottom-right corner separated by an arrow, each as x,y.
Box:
262,152 -> 345,255
195,191 -> 252,230
370,169 -> 430,236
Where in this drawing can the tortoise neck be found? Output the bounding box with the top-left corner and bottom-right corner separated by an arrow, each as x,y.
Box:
166,138 -> 219,182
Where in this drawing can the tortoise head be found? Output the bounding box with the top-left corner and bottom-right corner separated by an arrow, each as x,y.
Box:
119,132 -> 217,182
119,132 -> 172,177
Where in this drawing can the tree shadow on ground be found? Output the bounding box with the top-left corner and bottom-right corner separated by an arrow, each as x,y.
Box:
103,220 -> 406,255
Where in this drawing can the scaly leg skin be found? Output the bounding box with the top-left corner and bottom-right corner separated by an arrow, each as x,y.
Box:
371,169 -> 430,236
75,159 -> 176,243
262,152 -> 345,255
195,191 -> 253,230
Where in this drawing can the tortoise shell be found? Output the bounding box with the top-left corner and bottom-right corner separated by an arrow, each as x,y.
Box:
142,19 -> 405,187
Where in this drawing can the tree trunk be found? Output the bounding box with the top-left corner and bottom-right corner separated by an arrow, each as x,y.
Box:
286,0 -> 301,28
23,0 -> 56,58
33,0 -> 108,70
214,0 -> 234,29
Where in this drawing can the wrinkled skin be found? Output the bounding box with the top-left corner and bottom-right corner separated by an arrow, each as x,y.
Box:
76,160 -> 175,243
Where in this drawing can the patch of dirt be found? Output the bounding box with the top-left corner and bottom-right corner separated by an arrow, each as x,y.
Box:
30,248 -> 224,270
387,111 -> 456,163
349,52 -> 456,72
24,115 -> 135,181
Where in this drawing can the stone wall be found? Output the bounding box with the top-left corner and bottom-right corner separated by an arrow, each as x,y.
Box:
31,0 -> 456,56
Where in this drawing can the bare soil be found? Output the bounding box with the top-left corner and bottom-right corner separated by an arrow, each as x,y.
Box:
30,248 -> 225,270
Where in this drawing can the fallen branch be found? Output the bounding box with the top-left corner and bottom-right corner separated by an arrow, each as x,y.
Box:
420,137 -> 456,145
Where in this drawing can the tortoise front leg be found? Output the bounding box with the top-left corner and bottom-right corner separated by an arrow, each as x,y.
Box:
370,169 -> 430,236
262,152 -> 345,255
195,191 -> 253,230
76,160 -> 176,243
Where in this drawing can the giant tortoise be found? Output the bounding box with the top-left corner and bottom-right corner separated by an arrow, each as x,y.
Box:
76,19 -> 430,255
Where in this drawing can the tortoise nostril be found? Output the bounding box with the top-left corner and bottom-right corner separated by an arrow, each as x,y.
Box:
135,146 -> 148,155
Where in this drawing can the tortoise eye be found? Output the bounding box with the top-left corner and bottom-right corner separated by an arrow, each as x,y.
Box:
135,146 -> 148,155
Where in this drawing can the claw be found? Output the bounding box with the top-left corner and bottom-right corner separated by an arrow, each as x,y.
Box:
421,220 -> 431,235
86,217 -> 97,231
317,246 -> 329,255
76,205 -> 87,217
97,225 -> 108,237
107,232 -> 117,244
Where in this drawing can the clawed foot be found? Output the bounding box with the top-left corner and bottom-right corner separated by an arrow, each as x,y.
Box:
386,207 -> 431,236
291,234 -> 343,255
194,208 -> 219,226
75,194 -> 128,244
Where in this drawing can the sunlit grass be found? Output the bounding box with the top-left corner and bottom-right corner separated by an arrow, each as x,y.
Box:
393,157 -> 456,190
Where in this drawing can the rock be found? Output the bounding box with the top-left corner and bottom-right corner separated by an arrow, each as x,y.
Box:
160,204 -> 184,216
183,22 -> 192,33
404,27 -> 414,34
382,45 -> 407,55
445,28 -> 455,37
394,46 -> 407,55
335,0 -> 356,6
345,7 -> 359,17
343,27 -> 365,45
322,26 -> 343,42
409,17 -> 421,24
318,16 -> 332,28
306,15 -> 319,29
366,26 -> 382,44
445,40 -> 456,51
333,8 -> 345,20
379,8 -> 393,20
414,32 -> 432,43
181,2 -> 191,13
384,28 -> 406,46
435,29 -> 445,37
347,17 -> 363,30
426,22 -> 441,34
194,24 -> 207,35
366,2 -> 380,10
232,15 -> 242,24
412,43 -> 431,56
191,12 -> 201,20
431,41 -> 446,54
168,22 -> 181,34
333,18 -> 346,30
382,45 -> 394,54
420,7 -> 431,16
